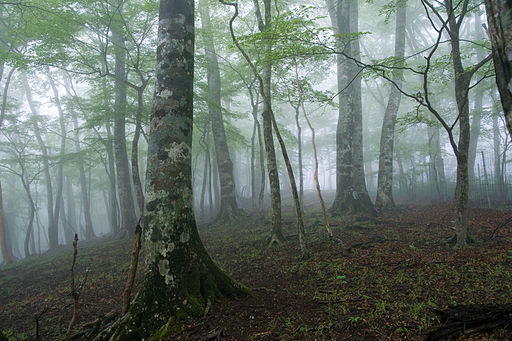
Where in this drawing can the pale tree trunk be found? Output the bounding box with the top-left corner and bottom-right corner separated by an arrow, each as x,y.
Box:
293,105 -> 304,208
428,126 -> 445,201
199,0 -> 242,221
100,2 -> 246,337
47,71 -> 66,242
327,0 -> 374,215
63,76 -> 96,240
484,0 -> 512,138
23,75 -> 58,249
468,13 -> 486,181
375,0 -> 407,211
111,0 -> 137,236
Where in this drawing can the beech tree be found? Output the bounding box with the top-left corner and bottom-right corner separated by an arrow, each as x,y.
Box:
484,0 -> 512,138
99,0 -> 245,338
327,0 -> 375,215
375,0 -> 407,211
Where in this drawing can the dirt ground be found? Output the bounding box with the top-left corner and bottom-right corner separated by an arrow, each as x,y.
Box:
1,204 -> 512,340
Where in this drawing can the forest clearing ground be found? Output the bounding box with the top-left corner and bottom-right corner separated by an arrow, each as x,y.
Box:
1,204 -> 512,340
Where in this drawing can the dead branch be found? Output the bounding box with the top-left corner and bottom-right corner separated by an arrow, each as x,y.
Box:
121,218 -> 142,315
65,234 -> 89,341
489,216 -> 512,240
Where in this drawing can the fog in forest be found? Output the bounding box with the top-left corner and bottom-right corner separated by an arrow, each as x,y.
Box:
1,0 -> 512,339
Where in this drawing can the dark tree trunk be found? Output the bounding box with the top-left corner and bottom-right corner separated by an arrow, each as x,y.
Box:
375,1 -> 407,211
484,0 -> 512,138
100,1 -> 246,337
111,0 -> 137,236
47,71 -> 66,242
131,88 -> 146,218
447,0 -> 471,248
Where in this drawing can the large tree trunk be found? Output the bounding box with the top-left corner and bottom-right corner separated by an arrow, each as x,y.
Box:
23,75 -> 58,249
111,1 -> 137,236
327,0 -> 374,215
199,0 -> 242,222
484,0 -> 512,138
375,1 -> 407,211
100,2 -> 246,337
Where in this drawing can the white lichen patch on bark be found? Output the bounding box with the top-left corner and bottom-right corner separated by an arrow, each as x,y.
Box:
179,231 -> 190,243
165,142 -> 190,161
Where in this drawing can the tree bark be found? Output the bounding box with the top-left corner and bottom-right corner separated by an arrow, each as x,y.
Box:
328,0 -> 375,215
375,1 -> 407,211
199,0 -> 242,221
484,0 -> 512,139
99,1 -> 246,337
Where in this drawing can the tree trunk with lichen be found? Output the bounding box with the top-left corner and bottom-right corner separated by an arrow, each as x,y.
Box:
97,1 -> 246,338
375,0 -> 406,211
199,0 -> 243,222
327,0 -> 375,215
484,0 -> 512,138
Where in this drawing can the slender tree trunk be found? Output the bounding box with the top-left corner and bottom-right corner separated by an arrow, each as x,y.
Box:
493,113 -> 505,200
294,105 -> 304,208
375,0 -> 407,211
47,71 -> 66,241
64,178 -> 77,244
23,75 -> 57,249
254,0 -> 283,243
484,0 -> 512,138
111,0 -> 137,236
447,0 -> 471,248
199,0 -> 242,221
101,2 -> 246,336
132,88 -> 146,218
105,121 -> 120,234
468,14 -> 486,181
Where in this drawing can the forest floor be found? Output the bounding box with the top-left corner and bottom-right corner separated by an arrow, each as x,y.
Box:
1,202 -> 512,340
